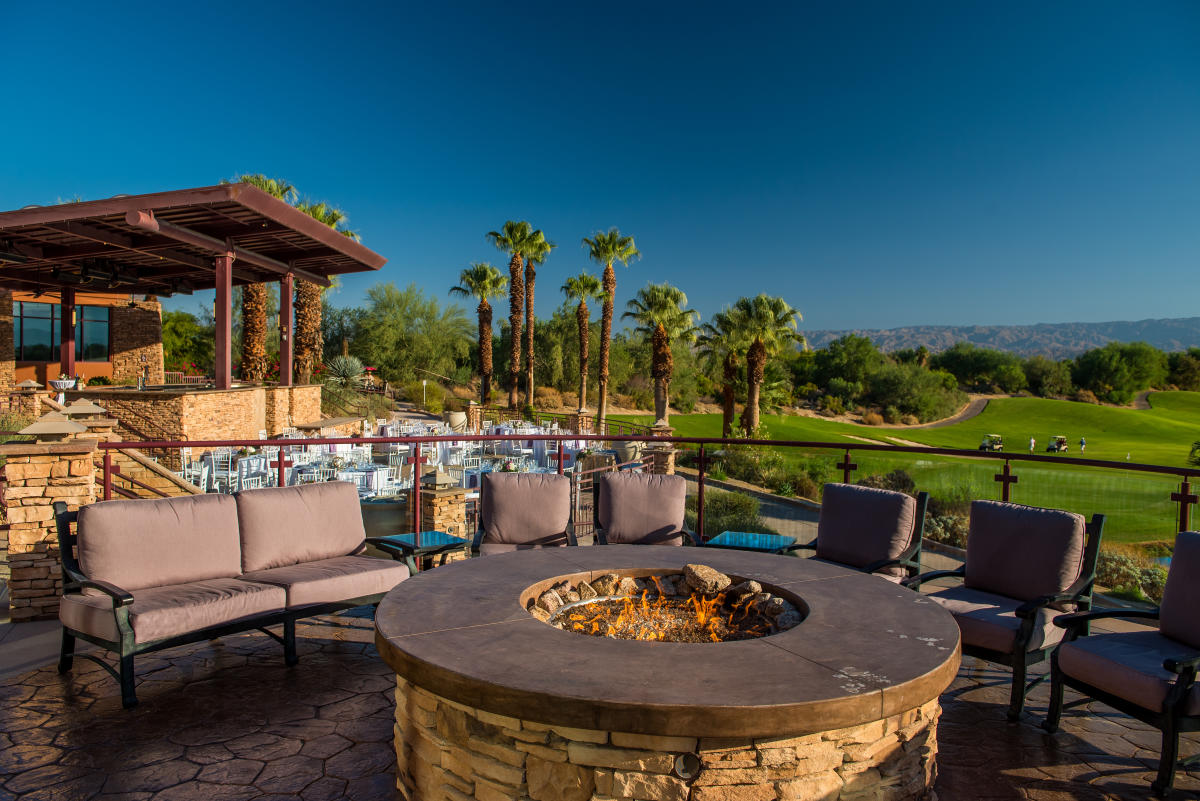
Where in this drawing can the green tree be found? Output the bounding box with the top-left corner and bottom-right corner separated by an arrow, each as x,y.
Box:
449,262 -> 508,404
815,334 -> 882,393
561,272 -> 605,410
162,310 -> 214,374
582,228 -> 641,428
1073,341 -> 1167,404
353,283 -> 472,385
1169,348 -> 1200,391
731,294 -> 804,433
622,283 -> 697,423
1023,355 -> 1074,397
523,235 -> 556,405
698,310 -> 744,437
487,221 -> 549,409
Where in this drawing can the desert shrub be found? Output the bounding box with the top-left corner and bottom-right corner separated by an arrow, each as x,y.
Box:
403,380 -> 445,414
927,485 -> 974,517
708,464 -> 729,481
560,391 -> 579,410
1095,548 -> 1168,603
923,514 -> 969,548
324,355 -> 365,387
862,411 -> 884,426
1139,567 -> 1168,602
883,406 -> 901,424
88,375 -> 113,386
787,473 -> 820,500
1073,388 -> 1100,405
901,414 -> 920,426
534,386 -> 562,409
818,395 -> 845,416
685,490 -> 777,539
626,387 -> 653,411
856,469 -> 916,496
776,482 -> 795,498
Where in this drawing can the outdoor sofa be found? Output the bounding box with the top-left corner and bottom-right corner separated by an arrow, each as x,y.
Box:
53,481 -> 410,708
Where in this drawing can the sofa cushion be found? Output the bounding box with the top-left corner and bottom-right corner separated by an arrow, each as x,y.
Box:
1160,531 -> 1200,649
236,482 -> 366,573
597,473 -> 686,545
480,473 -> 570,547
816,483 -> 916,570
964,501 -> 1086,602
59,578 -> 286,644
1058,630 -> 1200,715
240,555 -> 409,608
76,494 -> 241,592
926,584 -> 1062,653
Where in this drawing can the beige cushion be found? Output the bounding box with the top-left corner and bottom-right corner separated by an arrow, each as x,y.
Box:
1160,531 -> 1200,649
76,494 -> 241,592
480,473 -> 570,547
597,473 -> 686,545
59,578 -> 285,644
816,484 -> 916,570
236,482 -> 366,573
964,501 -> 1086,602
1059,630 -> 1200,715
926,584 -> 1063,653
240,555 -> 409,608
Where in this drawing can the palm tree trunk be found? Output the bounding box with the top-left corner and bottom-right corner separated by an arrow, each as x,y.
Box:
240,283 -> 269,381
597,262 -> 615,427
478,299 -> 493,405
576,301 -> 589,410
744,338 -> 766,433
524,262 -> 536,406
294,280 -> 323,384
507,253 -> 524,409
651,323 -> 672,423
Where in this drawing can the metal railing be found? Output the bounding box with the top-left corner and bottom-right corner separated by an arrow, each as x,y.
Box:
479,406 -> 656,437
95,434 -> 1200,548
162,372 -> 211,386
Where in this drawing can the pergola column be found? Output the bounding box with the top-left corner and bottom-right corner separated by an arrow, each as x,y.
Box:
214,252 -> 233,390
279,272 -> 293,386
59,288 -> 75,378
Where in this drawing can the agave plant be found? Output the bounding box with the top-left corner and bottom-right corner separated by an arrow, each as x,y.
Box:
324,354 -> 365,388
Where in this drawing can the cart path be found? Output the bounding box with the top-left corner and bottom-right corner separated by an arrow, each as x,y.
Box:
903,395 -> 991,429
1132,390 -> 1153,410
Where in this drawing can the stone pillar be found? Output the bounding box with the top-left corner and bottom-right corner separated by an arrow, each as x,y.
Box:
110,298 -> 164,385
571,411 -> 594,436
420,487 -> 470,543
0,290 -> 14,392
1,439 -> 97,622
466,403 -> 483,433
644,422 -> 676,475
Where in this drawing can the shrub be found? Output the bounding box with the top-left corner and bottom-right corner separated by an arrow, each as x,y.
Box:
883,406 -> 901,424
403,380 -> 445,414
1073,389 -> 1100,405
88,375 -> 113,386
626,387 -> 653,411
901,414 -> 920,426
818,395 -> 845,416
1139,566 -> 1168,602
534,386 -> 562,409
685,489 -> 777,539
788,473 -> 820,500
561,391 -> 579,410
862,411 -> 884,426
927,485 -> 974,517
857,469 -> 916,496
776,482 -> 795,497
923,514 -> 968,548
708,464 -> 729,481
324,355 -> 365,387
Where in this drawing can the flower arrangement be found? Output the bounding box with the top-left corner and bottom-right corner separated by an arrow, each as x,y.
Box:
499,460 -> 517,472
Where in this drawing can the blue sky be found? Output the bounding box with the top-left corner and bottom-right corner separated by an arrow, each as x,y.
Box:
4,2 -> 1199,333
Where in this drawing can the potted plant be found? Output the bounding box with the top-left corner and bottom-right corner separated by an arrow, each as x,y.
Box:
49,373 -> 77,392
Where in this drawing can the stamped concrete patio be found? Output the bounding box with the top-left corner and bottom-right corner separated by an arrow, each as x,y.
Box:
0,610 -> 1198,800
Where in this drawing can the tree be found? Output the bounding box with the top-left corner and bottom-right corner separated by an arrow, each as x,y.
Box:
162,310 -> 214,374
523,235 -> 556,406
449,262 -> 508,404
561,272 -> 605,410
814,334 -> 882,392
622,283 -> 697,424
293,199 -> 359,383
353,283 -> 472,385
698,310 -> 744,437
1169,348 -> 1200,391
1073,341 -> 1167,404
582,228 -> 641,428
1023,355 -> 1074,397
487,221 -> 549,409
731,294 -> 804,433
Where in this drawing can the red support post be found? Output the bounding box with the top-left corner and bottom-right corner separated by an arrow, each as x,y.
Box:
277,449 -> 287,488
278,272 -> 294,386
557,440 -> 565,475
214,252 -> 234,390
697,445 -> 707,544
1172,480 -> 1197,533
59,287 -> 76,379
102,451 -> 112,501
412,442 -> 422,547
839,450 -> 857,484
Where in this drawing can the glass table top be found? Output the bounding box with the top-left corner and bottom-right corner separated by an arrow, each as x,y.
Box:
705,531 -> 797,552
379,531 -> 467,550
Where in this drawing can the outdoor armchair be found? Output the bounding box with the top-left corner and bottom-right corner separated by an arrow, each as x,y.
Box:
592,473 -> 699,546
472,472 -> 576,555
905,500 -> 1104,721
1044,530 -> 1200,798
786,484 -> 927,580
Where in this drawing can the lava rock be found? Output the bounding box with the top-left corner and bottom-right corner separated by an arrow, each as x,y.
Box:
530,606 -> 551,622
762,597 -> 787,618
727,580 -> 762,603
537,589 -> 564,614
685,564 -> 731,595
591,574 -> 620,596
577,581 -> 598,600
775,610 -> 802,630
650,575 -> 677,597
617,577 -> 640,596
565,590 -> 581,604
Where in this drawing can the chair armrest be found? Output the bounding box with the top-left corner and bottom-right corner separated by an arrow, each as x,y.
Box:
471,528 -> 484,555
782,538 -> 817,553
1015,592 -> 1091,619
594,526 -> 609,545
566,523 -> 578,547
861,556 -> 915,575
364,537 -> 409,561
67,579 -> 135,607
1051,607 -> 1160,630
1164,654 -> 1200,675
903,566 -> 965,589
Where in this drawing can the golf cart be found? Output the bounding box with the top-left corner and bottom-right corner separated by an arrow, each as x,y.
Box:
979,434 -> 1004,452
1046,435 -> 1069,453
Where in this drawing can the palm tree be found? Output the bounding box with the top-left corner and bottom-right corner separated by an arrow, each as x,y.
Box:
561,272 -> 605,410
523,235 -> 556,405
223,174 -> 297,204
293,200 -> 359,382
449,263 -> 508,405
622,283 -> 697,424
487,221 -> 548,409
730,294 -> 805,433
697,309 -> 744,438
582,228 -> 640,429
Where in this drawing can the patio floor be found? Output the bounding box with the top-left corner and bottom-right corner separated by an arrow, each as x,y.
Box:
1,611 -> 1198,800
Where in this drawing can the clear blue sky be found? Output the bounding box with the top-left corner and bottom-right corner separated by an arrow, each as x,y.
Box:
4,2 -> 1199,332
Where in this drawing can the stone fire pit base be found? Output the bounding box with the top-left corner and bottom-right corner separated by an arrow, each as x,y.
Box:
395,676 -> 940,801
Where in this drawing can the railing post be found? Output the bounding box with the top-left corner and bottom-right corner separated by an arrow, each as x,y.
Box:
838,450 -> 857,484
412,441 -> 422,547
995,460 -> 1018,502
1172,480 -> 1197,533
102,450 -> 112,501
277,447 -> 287,488
697,445 -> 707,544
557,440 -> 565,475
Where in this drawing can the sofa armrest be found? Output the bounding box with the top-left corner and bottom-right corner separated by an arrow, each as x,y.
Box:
66,578 -> 135,608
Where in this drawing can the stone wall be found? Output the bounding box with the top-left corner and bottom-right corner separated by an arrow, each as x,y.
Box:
0,290 -> 13,392
421,487 -> 469,541
1,440 -> 97,621
110,300 -> 164,385
395,679 -> 940,801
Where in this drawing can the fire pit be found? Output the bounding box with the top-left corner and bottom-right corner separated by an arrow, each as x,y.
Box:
375,546 -> 960,801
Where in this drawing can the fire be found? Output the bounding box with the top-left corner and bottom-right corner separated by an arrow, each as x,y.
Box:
558,584 -> 773,643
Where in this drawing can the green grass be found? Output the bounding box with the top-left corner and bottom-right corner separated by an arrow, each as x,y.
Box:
616,392 -> 1200,546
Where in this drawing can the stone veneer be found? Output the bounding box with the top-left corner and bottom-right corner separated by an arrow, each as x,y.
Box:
1,440 -> 97,621
109,299 -> 165,385
0,290 -> 14,391
395,678 -> 939,801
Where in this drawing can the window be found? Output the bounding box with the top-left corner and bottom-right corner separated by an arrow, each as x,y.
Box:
14,302 -> 110,361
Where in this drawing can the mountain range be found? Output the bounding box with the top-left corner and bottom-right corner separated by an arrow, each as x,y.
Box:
802,317 -> 1200,359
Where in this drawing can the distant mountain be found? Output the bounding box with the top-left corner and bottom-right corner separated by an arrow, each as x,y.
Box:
802,317 -> 1200,359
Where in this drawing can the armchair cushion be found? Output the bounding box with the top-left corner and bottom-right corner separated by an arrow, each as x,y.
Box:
597,473 -> 686,545
1160,531 -> 1200,649
236,482 -> 366,572
815,484 -> 916,571
59,578 -> 286,644
480,473 -> 570,548
1058,630 -> 1200,716
76,494 -> 241,592
964,501 -> 1086,602
240,555 -> 409,608
927,585 -> 1063,653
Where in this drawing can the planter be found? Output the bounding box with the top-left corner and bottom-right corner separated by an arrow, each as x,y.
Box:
49,379 -> 77,391
444,411 -> 468,433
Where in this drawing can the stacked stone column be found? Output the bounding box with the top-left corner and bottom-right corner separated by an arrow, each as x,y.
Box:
644,422 -> 677,475
2,440 -> 97,621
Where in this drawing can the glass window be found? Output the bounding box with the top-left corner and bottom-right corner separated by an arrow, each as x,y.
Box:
20,315 -> 54,361
79,311 -> 109,360
14,302 -> 109,362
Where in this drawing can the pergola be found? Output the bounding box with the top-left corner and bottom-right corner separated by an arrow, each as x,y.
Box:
0,184 -> 387,389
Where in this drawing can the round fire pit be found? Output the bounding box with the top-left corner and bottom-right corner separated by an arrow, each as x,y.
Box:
375,546 -> 960,801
